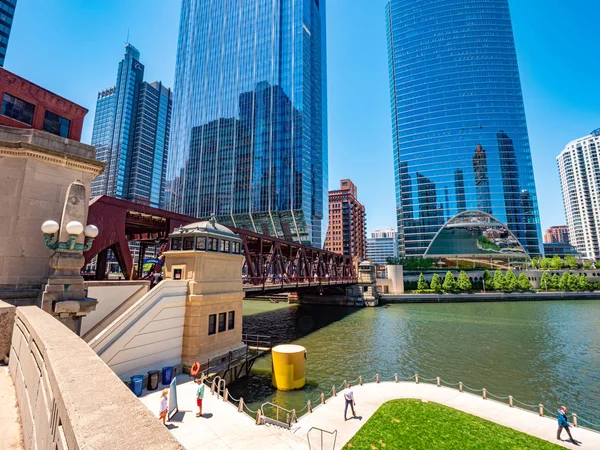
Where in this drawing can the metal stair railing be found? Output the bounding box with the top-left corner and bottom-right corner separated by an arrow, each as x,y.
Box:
307,427 -> 337,450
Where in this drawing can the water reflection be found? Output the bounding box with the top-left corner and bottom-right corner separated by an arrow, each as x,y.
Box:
229,301 -> 600,428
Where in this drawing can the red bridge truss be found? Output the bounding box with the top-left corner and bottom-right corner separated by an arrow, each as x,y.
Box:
85,196 -> 357,287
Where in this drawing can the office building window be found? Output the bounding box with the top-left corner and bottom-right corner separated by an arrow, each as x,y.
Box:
2,93 -> 35,125
228,311 -> 235,330
208,314 -> 216,335
218,312 -> 226,332
43,110 -> 71,138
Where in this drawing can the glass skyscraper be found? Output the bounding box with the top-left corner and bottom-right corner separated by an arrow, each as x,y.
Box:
0,0 -> 17,66
386,0 -> 542,257
165,0 -> 327,247
91,44 -> 172,208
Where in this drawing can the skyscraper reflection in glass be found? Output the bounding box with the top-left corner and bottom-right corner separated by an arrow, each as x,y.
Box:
386,0 -> 542,257
166,0 -> 327,247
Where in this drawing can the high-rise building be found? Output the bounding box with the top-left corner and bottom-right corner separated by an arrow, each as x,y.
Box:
0,0 -> 16,67
324,180 -> 366,259
543,226 -> 570,244
366,228 -> 398,265
165,0 -> 327,247
557,129 -> 600,259
91,44 -> 172,208
386,0 -> 542,257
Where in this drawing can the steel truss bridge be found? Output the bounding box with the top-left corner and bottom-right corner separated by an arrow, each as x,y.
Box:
85,196 -> 357,290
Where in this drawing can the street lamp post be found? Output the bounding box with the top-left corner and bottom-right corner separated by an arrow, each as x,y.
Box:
39,180 -> 99,334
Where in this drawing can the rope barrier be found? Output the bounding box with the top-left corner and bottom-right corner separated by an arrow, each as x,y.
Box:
244,404 -> 258,415
487,392 -> 511,400
512,398 -> 538,409
440,379 -> 460,386
420,377 -> 438,382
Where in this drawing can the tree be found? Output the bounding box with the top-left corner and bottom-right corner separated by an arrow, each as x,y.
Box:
540,272 -> 552,291
517,272 -> 532,291
417,273 -> 429,291
492,270 -> 505,291
550,255 -> 563,270
550,274 -> 561,290
457,271 -> 472,292
559,272 -> 571,291
442,271 -> 457,293
584,262 -> 592,269
483,269 -> 492,290
578,274 -> 591,291
563,255 -> 578,270
504,270 -> 518,292
540,258 -> 551,270
431,274 -> 442,293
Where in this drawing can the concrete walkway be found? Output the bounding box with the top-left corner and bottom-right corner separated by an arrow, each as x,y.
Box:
0,364 -> 23,449
139,375 -> 306,449
294,382 -> 600,449
139,378 -> 600,449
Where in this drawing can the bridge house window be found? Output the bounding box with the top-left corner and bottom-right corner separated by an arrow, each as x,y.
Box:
171,237 -> 182,250
218,312 -> 226,332
183,237 -> 195,250
196,236 -> 206,250
208,237 -> 218,251
208,314 -> 216,335
2,93 -> 35,125
228,311 -> 235,330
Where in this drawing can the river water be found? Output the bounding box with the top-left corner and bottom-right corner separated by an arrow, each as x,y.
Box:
229,300 -> 600,429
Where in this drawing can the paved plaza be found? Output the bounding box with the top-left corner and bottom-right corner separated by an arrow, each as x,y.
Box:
0,364 -> 23,449
139,377 -> 600,449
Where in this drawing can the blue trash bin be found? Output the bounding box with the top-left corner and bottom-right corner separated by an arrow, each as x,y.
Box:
130,375 -> 144,397
161,366 -> 174,385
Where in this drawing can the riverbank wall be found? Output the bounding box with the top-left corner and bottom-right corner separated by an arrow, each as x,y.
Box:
381,291 -> 600,303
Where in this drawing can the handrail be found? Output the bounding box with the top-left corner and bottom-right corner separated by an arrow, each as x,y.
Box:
307,427 -> 337,450
260,401 -> 297,427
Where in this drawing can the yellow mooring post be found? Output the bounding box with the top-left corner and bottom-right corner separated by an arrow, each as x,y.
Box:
271,344 -> 306,391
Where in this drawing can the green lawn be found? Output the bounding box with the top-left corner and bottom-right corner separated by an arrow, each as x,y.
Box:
343,399 -> 562,450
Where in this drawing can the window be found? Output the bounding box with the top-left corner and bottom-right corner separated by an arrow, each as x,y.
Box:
208,237 -> 218,251
43,110 -> 70,138
218,312 -> 226,332
2,93 -> 35,125
183,237 -> 195,250
220,239 -> 226,252
224,240 -> 231,253
195,236 -> 206,250
208,314 -> 216,335
228,311 -> 235,330
171,237 -> 182,250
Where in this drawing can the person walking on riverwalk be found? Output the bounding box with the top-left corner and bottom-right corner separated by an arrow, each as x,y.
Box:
557,406 -> 576,443
159,389 -> 168,426
195,377 -> 205,418
344,383 -> 356,421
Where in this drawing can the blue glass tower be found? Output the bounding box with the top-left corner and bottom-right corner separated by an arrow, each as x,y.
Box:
91,45 -> 172,208
386,0 -> 542,257
166,0 -> 327,247
0,0 -> 17,67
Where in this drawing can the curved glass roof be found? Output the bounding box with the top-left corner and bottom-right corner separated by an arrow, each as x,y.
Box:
424,211 -> 530,260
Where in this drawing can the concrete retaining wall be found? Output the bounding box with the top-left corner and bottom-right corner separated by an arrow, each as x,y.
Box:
89,280 -> 188,380
0,299 -> 15,361
382,291 -> 600,303
8,305 -> 183,450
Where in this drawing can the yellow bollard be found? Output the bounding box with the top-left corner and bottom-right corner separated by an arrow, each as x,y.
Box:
271,344 -> 306,390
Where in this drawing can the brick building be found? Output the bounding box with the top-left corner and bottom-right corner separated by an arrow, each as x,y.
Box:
0,67 -> 87,141
543,225 -> 569,244
324,179 -> 366,259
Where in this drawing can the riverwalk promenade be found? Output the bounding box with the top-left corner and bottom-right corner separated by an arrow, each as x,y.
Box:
0,364 -> 23,449
140,376 -> 600,449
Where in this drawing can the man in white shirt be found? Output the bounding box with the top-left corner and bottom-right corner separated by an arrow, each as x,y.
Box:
343,383 -> 356,421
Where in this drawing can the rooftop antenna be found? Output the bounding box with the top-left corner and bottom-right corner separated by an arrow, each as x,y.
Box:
126,28 -> 130,45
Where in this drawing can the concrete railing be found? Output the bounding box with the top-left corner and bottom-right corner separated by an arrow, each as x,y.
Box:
8,305 -> 183,450
89,280 -> 188,379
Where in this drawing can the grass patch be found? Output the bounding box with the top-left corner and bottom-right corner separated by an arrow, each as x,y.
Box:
343,399 -> 561,450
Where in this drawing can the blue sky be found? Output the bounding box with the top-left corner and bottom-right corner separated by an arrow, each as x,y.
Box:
7,0 -> 600,234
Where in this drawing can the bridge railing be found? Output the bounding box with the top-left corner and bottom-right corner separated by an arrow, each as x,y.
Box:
242,275 -> 358,288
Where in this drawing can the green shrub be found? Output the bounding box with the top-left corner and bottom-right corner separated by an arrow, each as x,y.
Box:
457,271 -> 472,292
442,271 -> 457,293
431,274 -> 442,293
417,273 -> 429,291
492,269 -> 505,291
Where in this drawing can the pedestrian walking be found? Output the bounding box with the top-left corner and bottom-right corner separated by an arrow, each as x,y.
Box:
557,406 -> 575,442
195,376 -> 205,418
343,383 -> 356,421
158,389 -> 168,426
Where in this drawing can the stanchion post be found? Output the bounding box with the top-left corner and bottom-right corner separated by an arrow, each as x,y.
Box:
376,374 -> 380,383
482,388 -> 487,400
394,373 -> 398,383
459,382 -> 463,392
436,377 -> 440,387
415,374 -> 419,384
333,385 -> 336,396
573,414 -> 578,427
224,388 -> 229,402
359,376 -> 363,386
308,400 -> 312,413
238,398 -> 244,412
509,396 -> 513,407
256,410 -> 262,425
538,404 -> 544,417
321,392 -> 325,405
